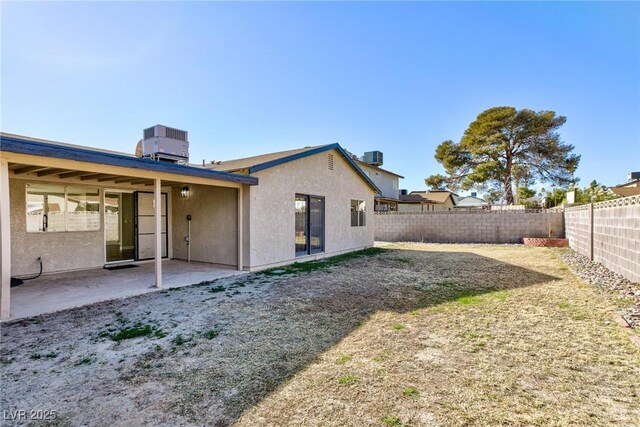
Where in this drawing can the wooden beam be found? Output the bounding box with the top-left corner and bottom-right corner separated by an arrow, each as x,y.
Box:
113,177 -> 137,184
12,165 -> 48,175
59,170 -> 94,179
37,168 -> 68,177
80,174 -> 111,181
130,179 -> 152,185
96,176 -> 119,182
0,159 -> 11,319
154,178 -> 162,288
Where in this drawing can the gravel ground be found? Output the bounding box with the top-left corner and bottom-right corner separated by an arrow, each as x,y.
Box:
1,244 -> 639,427
559,249 -> 640,328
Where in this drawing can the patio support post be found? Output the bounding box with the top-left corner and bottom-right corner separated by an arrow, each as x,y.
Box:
154,178 -> 162,288
0,158 -> 11,319
237,185 -> 243,271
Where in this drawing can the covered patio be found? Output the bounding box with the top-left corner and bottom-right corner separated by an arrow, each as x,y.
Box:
0,133 -> 258,320
8,260 -> 245,320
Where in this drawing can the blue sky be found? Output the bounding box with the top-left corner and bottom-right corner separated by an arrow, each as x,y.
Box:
2,2 -> 639,193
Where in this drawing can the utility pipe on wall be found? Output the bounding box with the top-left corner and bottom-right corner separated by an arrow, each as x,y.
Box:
186,214 -> 192,263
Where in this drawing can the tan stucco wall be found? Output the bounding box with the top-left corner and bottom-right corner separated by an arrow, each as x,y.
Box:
247,150 -> 375,270
358,163 -> 399,200
171,184 -> 238,267
10,178 -> 105,276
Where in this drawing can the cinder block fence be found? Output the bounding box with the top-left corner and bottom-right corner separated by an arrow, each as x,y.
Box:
565,196 -> 640,283
374,211 -> 564,244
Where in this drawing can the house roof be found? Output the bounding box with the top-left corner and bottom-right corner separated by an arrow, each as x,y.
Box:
408,190 -> 457,205
0,132 -> 258,186
613,178 -> 640,188
610,186 -> 640,197
456,196 -> 487,206
399,194 -> 436,204
352,159 -> 404,179
206,143 -> 381,193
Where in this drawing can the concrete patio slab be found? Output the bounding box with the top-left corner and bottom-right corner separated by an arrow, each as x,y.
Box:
6,260 -> 245,320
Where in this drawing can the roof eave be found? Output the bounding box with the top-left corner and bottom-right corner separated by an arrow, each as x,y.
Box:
0,135 -> 258,186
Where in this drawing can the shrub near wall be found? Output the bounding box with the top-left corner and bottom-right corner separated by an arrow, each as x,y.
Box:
565,196 -> 640,283
374,211 -> 564,244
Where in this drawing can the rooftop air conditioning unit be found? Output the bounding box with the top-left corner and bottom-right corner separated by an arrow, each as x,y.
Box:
363,150 -> 383,166
138,125 -> 189,164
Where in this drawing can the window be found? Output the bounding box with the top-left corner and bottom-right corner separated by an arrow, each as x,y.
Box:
26,184 -> 100,232
351,199 -> 366,227
295,194 -> 324,256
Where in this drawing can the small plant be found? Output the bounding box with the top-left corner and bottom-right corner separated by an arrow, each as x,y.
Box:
30,352 -> 57,360
110,324 -> 164,342
457,294 -> 482,305
173,335 -> 192,346
336,354 -> 352,365
203,329 -> 220,340
402,387 -> 419,397
382,416 -> 402,426
337,374 -> 358,385
75,357 -> 93,366
410,309 -> 421,317
391,323 -> 406,331
374,350 -> 391,362
208,285 -> 226,293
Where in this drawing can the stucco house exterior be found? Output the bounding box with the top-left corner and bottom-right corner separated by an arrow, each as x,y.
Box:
0,132 -> 378,319
398,190 -> 457,212
351,157 -> 403,212
206,144 -> 379,270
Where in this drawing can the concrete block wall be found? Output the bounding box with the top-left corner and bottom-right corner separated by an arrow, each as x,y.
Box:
564,204 -> 591,256
374,211 -> 564,244
565,196 -> 640,283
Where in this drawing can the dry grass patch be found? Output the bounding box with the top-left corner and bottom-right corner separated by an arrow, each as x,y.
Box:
2,244 -> 638,426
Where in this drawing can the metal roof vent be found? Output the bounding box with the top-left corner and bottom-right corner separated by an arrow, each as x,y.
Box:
137,125 -> 189,164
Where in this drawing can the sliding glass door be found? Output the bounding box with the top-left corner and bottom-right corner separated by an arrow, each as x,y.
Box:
105,192 -> 135,263
104,191 -> 167,263
295,194 -> 324,256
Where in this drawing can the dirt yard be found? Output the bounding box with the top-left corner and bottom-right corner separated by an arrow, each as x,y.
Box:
1,244 -> 639,426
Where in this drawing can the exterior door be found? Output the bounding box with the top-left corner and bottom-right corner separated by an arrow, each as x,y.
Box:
105,192 -> 135,263
295,194 -> 324,256
134,192 -> 168,260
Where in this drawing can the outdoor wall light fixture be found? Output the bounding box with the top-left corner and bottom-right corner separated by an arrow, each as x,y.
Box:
181,185 -> 191,199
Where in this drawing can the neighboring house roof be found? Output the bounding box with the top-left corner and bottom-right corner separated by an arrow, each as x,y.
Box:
353,159 -> 405,179
611,186 -> 640,197
399,194 -> 436,204
407,190 -> 457,205
206,143 -> 381,193
0,133 -> 258,186
456,196 -> 487,207
610,179 -> 640,197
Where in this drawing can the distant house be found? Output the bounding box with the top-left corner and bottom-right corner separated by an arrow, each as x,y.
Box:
610,172 -> 640,197
455,193 -> 487,210
398,190 -> 457,212
350,151 -> 404,212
